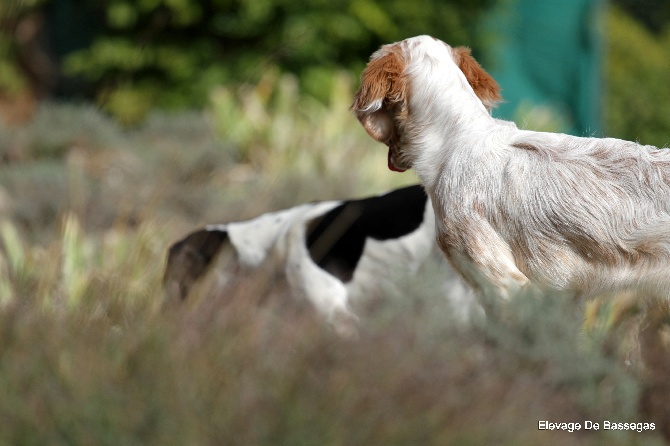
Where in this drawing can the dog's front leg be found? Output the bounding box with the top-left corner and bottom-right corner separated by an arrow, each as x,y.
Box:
438,218 -> 529,302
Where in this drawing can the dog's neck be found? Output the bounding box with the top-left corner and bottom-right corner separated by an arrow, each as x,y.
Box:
405,59 -> 499,191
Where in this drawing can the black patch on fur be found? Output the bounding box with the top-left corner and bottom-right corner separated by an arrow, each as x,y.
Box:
163,228 -> 231,301
306,184 -> 427,282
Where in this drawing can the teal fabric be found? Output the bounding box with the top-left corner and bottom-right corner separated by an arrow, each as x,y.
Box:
484,0 -> 603,136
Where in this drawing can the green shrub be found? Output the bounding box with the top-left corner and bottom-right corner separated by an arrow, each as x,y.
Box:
59,0 -> 496,123
605,7 -> 670,147
0,0 -> 45,96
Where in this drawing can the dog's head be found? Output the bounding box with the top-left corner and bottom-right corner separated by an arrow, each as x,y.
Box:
351,35 -> 501,172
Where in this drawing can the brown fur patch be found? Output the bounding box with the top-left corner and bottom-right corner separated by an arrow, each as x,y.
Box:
512,142 -> 539,152
351,47 -> 408,143
452,47 -> 502,110
351,48 -> 407,114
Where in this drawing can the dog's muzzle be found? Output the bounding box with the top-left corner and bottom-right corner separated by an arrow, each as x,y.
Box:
387,141 -> 407,173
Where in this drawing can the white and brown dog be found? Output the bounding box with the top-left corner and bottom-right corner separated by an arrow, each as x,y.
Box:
164,185 -> 476,334
352,35 -> 670,302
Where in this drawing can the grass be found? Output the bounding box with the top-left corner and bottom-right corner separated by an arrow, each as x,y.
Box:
0,75 -> 668,445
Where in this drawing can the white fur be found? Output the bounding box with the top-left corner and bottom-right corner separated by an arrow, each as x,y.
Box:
177,188 -> 480,334
354,35 -> 670,301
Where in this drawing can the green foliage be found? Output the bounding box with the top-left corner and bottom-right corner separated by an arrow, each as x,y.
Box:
208,68 -> 390,174
0,52 -> 28,96
612,0 -> 670,34
59,0 -> 496,123
605,7 -> 670,147
0,0 -> 45,96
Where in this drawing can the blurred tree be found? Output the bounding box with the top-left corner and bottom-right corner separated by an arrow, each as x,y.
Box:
611,0 -> 670,34
0,0 -> 48,123
605,7 -> 670,147
43,0 -> 496,123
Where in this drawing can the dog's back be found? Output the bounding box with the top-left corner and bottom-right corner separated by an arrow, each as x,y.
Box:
164,186 -> 431,309
497,132 -> 670,296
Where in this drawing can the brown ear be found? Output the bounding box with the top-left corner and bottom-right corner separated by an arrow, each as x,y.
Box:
453,47 -> 502,110
351,49 -> 406,142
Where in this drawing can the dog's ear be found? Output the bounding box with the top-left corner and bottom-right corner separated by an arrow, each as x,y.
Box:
453,47 -> 502,111
351,50 -> 406,142
163,228 -> 230,301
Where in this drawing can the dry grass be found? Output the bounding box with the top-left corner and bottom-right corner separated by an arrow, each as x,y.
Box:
0,77 -> 668,445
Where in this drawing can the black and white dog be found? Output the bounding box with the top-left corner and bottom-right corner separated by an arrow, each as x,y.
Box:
164,185 -> 475,333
